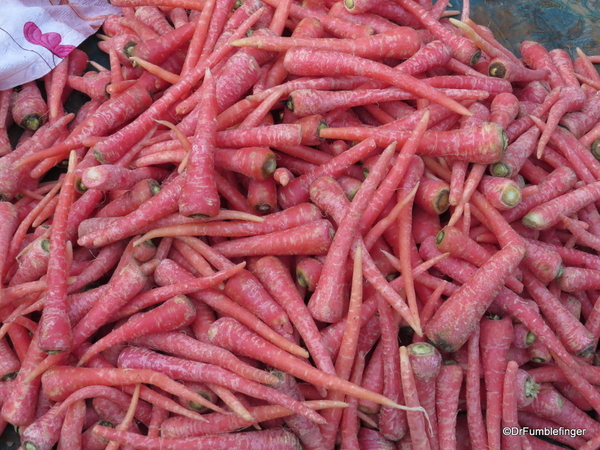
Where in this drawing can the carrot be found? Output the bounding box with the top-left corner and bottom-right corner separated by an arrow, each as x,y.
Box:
251,256 -> 335,376
233,28 -> 420,61
377,296 -> 407,442
77,294 -> 196,366
208,317 -> 422,411
209,219 -> 334,258
93,426 -> 301,450
424,243 -> 525,352
12,81 -> 48,131
117,346 -> 326,424
398,346 -> 430,450
523,180 -> 600,230
131,331 -> 277,385
480,316 -> 513,450
283,47 -> 471,117
37,152 -> 77,355
80,165 -> 169,191
178,69 -> 219,218
435,363 -> 463,450
153,259 -> 308,358
308,141 -> 396,323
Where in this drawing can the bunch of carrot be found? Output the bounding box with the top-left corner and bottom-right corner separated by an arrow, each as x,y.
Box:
2,0 -> 600,449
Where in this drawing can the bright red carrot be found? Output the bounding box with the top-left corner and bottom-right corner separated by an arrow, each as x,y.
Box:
436,363 -> 463,450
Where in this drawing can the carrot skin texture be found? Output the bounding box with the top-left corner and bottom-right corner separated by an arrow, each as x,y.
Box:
209,219 -> 334,257
424,243 -> 525,352
320,122 -> 508,164
130,331 -> 278,386
480,316 -> 513,450
92,426 -> 301,450
283,47 -> 471,117
116,346 -> 325,424
208,317 -> 405,409
77,295 -> 197,366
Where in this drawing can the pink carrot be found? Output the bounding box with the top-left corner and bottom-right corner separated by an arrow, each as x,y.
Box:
93,426 -> 301,450
250,256 -> 336,376
480,315 -> 513,450
131,331 -> 277,385
37,152 -> 77,354
233,27 -> 420,60
208,317 -> 414,410
424,243 -> 525,352
398,346 -> 430,450
179,69 -> 219,217
77,295 -> 196,366
283,47 -> 471,117
307,141 -> 396,323
117,346 -> 325,424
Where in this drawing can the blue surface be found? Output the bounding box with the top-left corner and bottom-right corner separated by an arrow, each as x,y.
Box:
453,0 -> 600,58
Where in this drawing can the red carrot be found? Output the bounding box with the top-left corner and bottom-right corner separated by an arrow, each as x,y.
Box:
233,27 -> 420,60
208,317 -> 417,410
209,219 -> 334,258
117,346 -> 325,424
283,47 -> 472,116
179,69 -> 219,218
12,81 -> 48,131
153,259 -> 308,358
131,331 -> 277,385
424,243 -> 525,352
77,295 -> 196,366
37,152 -> 77,354
250,256 -> 336,376
480,315 -> 513,450
92,426 -> 301,450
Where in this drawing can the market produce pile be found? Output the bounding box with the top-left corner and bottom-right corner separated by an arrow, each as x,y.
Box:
2,0 -> 600,449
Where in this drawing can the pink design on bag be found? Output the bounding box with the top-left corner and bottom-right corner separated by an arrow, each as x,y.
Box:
23,21 -> 75,58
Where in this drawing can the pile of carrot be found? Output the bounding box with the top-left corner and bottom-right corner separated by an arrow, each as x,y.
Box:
2,0 -> 600,449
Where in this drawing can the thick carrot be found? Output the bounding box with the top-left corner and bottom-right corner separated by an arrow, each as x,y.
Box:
179,69 -> 219,218
424,243 -> 525,352
320,122 -> 507,164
